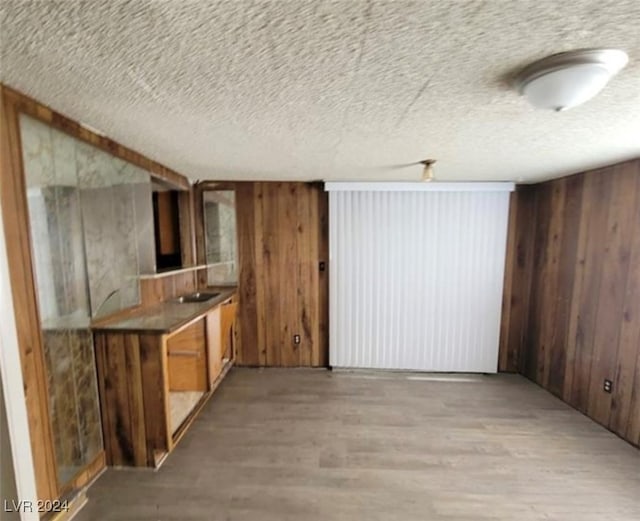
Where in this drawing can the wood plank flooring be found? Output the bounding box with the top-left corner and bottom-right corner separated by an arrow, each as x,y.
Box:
74,369 -> 640,521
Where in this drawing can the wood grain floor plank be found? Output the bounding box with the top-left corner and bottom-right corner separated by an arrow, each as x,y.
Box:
75,369 -> 640,521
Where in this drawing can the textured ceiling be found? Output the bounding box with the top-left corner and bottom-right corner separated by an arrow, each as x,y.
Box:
1,1 -> 639,183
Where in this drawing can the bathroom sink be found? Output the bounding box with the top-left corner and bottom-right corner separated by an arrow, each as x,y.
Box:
174,291 -> 220,303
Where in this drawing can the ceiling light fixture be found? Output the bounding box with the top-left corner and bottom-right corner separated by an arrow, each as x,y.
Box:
515,48 -> 628,111
421,159 -> 436,182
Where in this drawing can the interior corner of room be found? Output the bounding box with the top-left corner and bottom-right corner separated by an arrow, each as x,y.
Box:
0,3 -> 639,519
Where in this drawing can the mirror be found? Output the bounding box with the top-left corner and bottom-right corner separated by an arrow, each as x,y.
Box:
18,113 -> 155,486
202,189 -> 237,285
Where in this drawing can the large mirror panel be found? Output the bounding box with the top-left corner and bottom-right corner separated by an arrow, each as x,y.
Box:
19,113 -> 154,486
203,189 -> 237,285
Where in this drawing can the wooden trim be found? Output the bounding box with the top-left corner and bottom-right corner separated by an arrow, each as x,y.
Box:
194,181 -> 241,288
0,193 -> 40,513
93,335 -> 113,465
0,84 -> 59,501
205,307 -> 222,385
193,181 -> 208,268
220,301 -> 238,362
141,334 -> 173,464
195,181 -> 236,191
57,451 -> 106,498
193,181 -> 238,266
499,192 -> 518,372
178,189 -> 196,267
316,184 -> 329,367
46,491 -> 88,521
138,264 -> 209,280
324,181 -> 516,192
1,85 -> 190,190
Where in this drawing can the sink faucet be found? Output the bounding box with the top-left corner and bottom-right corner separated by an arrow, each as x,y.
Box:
93,288 -> 121,318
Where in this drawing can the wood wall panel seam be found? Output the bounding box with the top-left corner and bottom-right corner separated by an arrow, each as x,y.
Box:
94,335 -> 113,466
178,189 -> 196,267
317,185 -> 329,367
253,183 -> 268,366
124,335 -> 147,466
551,175 -> 583,397
498,191 -> 518,372
139,335 -> 171,465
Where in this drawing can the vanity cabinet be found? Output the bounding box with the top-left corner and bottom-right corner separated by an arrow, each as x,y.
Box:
93,291 -> 237,468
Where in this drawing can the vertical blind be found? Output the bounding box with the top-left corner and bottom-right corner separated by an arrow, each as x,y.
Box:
328,185 -> 512,373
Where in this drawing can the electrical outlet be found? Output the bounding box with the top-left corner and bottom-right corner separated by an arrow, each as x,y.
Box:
603,379 -> 613,393
293,334 -> 301,345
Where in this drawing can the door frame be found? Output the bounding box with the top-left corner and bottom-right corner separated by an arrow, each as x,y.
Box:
0,201 -> 39,521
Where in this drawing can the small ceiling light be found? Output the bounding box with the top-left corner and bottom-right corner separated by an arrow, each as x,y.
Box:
515,49 -> 628,111
421,159 -> 436,182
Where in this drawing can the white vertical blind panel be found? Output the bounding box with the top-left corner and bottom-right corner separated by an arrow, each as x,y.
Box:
329,190 -> 510,373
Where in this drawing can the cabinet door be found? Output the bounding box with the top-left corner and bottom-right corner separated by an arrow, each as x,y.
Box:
206,307 -> 222,386
167,320 -> 207,392
221,300 -> 238,360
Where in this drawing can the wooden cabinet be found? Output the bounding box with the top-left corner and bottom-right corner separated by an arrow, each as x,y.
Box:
94,295 -> 237,468
94,332 -> 171,468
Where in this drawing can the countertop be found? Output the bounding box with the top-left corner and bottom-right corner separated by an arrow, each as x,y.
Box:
91,287 -> 236,334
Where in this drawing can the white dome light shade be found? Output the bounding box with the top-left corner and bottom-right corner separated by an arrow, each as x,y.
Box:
523,64 -> 613,111
516,49 -> 628,111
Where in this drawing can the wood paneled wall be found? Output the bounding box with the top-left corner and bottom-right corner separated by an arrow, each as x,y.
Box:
139,271 -> 200,308
235,182 -> 329,367
500,158 -> 640,447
